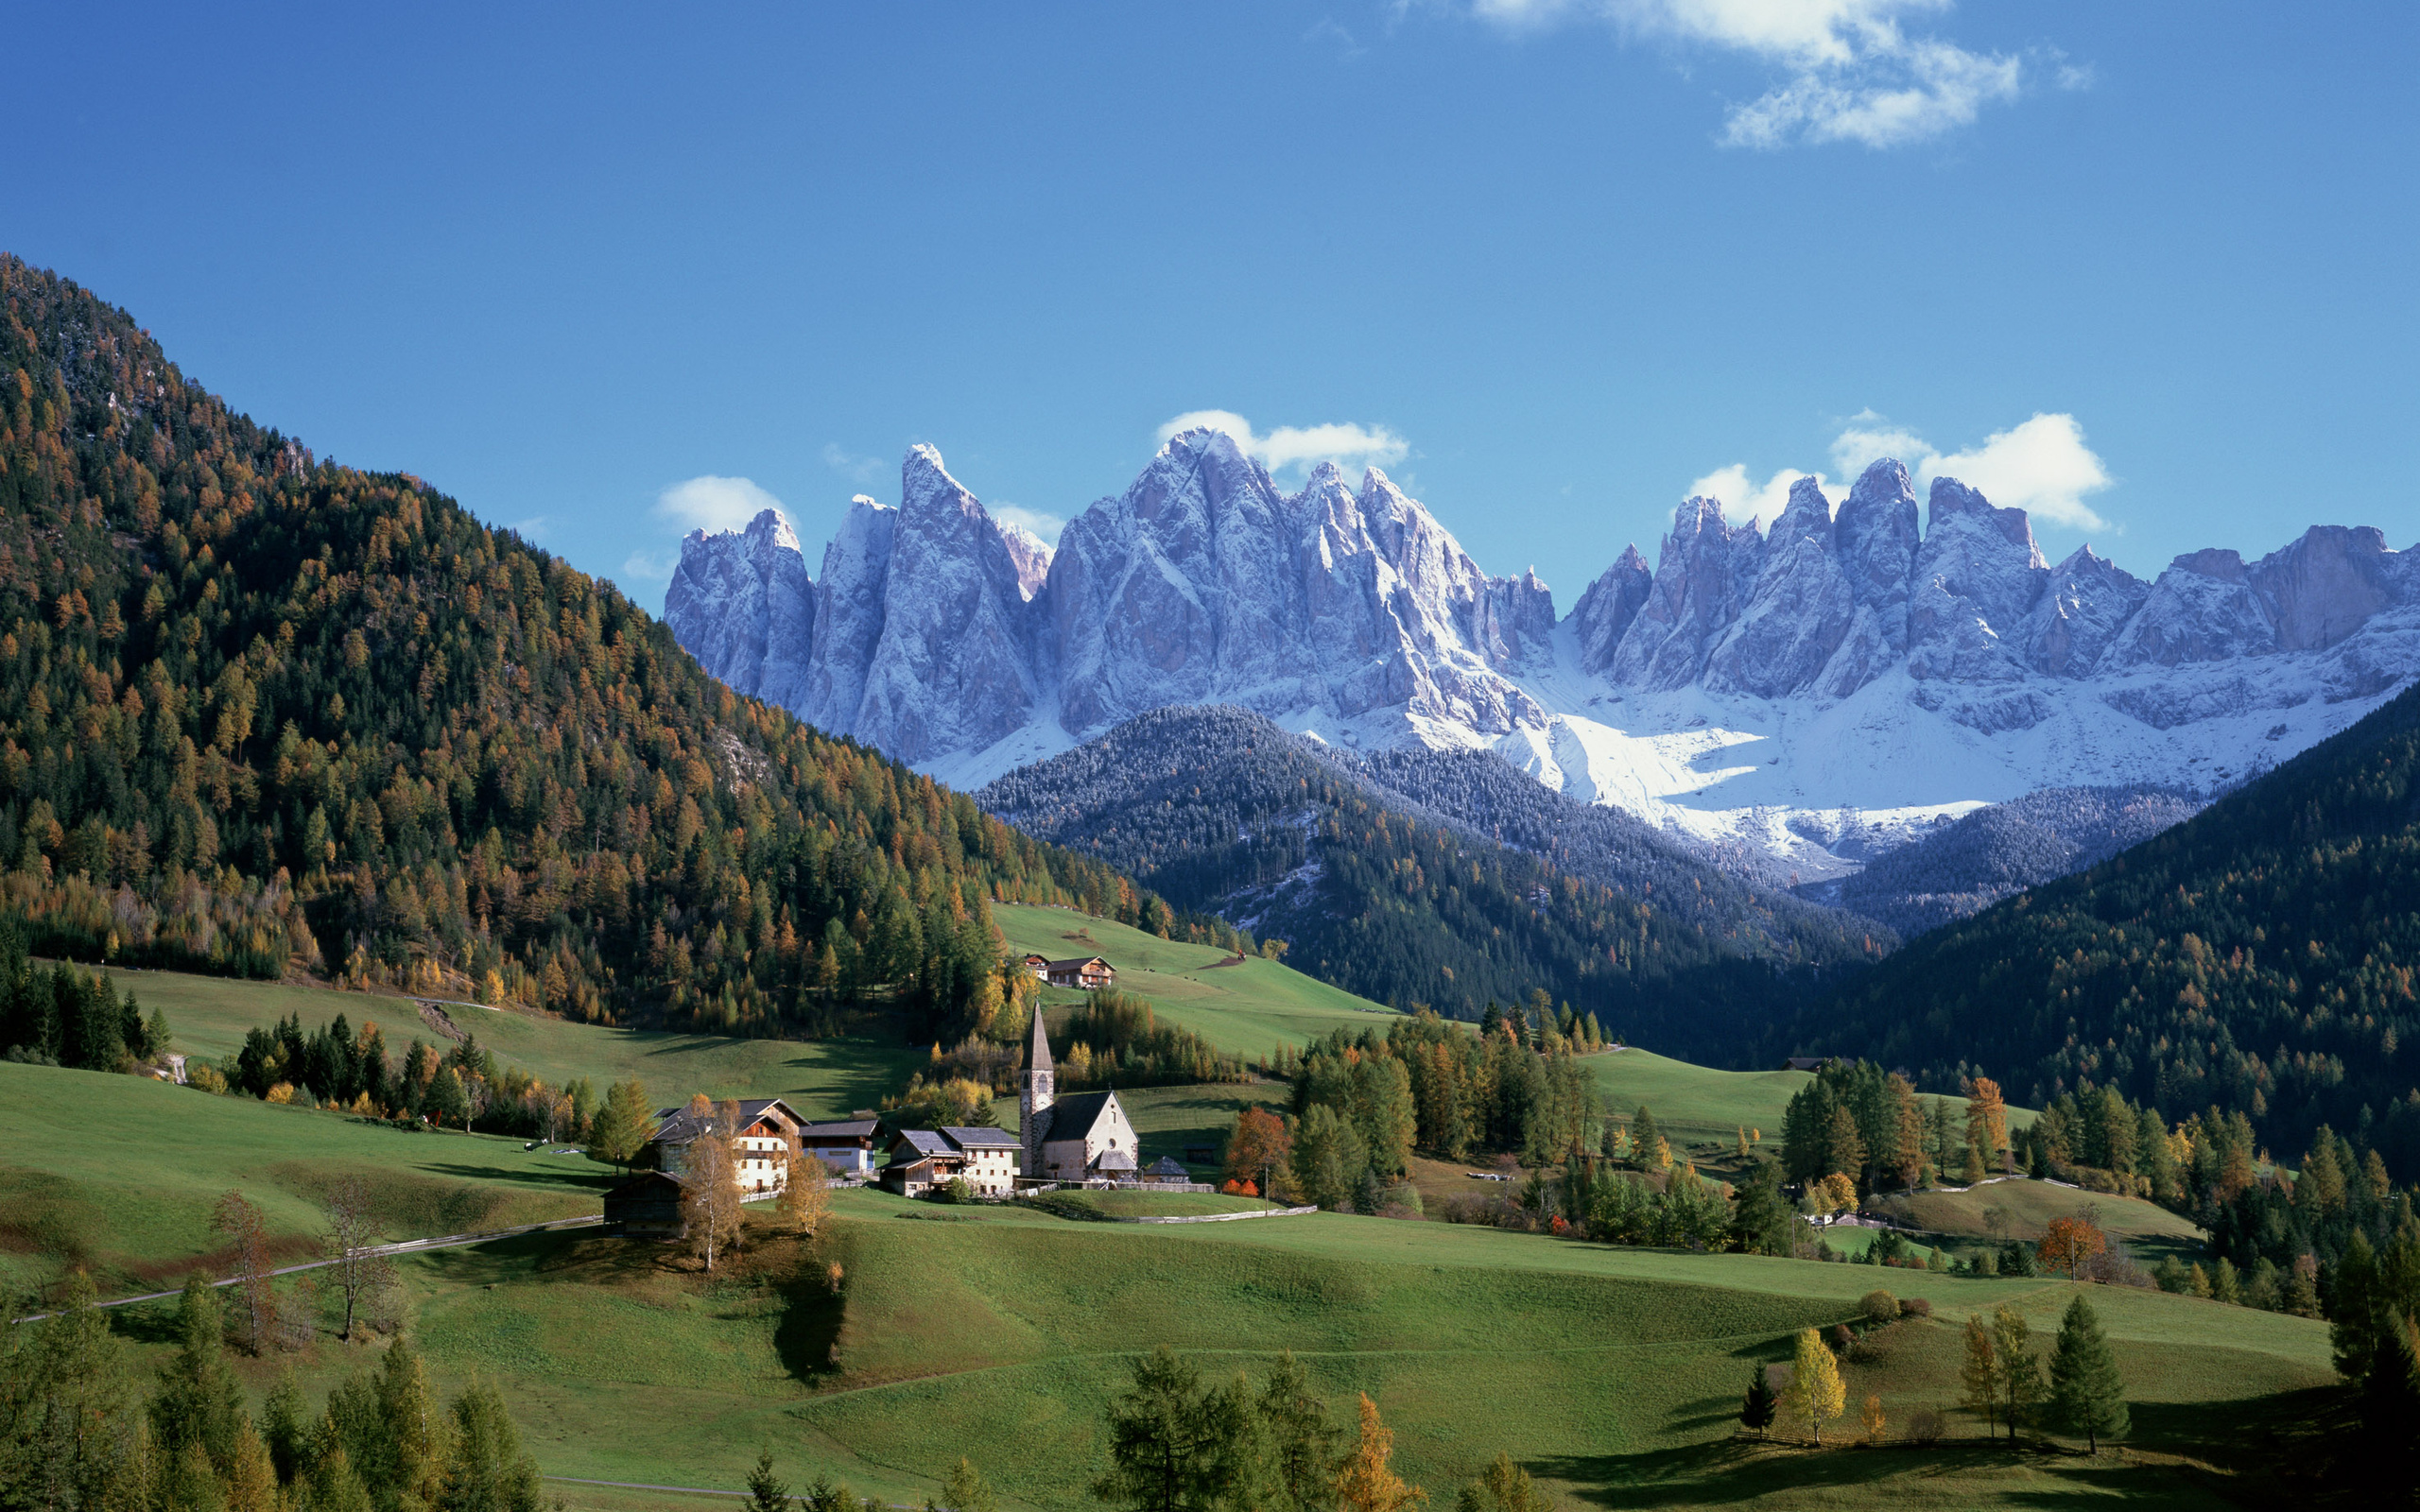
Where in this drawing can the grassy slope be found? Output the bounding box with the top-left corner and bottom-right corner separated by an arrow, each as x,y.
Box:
95,965 -> 920,1117
0,1061 -> 611,1297
994,904 -> 1396,1057
112,1189 -> 2326,1512
16,1055 -> 2326,1510
1893,1177 -> 2204,1246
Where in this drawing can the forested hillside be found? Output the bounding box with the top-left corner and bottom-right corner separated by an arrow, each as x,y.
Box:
977,706 -> 1888,1062
1813,784 -> 2205,936
1794,679 -> 2420,1177
0,256 -> 1173,1042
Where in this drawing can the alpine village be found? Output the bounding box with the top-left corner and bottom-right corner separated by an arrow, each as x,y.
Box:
4,13 -> 2419,1509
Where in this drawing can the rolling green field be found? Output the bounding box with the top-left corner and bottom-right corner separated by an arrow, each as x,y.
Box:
1891,1177 -> 2204,1248
0,1060 -> 612,1299
87,963 -> 920,1117
70,1183 -> 2330,1511
993,904 -> 1399,1057
7,1050 -> 2331,1511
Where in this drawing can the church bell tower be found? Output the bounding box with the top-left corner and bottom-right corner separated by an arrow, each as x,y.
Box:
1020,1008 -> 1055,1183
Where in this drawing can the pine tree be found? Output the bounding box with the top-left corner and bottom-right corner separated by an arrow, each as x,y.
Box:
2360,1312 -> 2420,1474
1257,1350 -> 1340,1512
1780,1329 -> 1845,1446
747,1449 -> 792,1512
440,1378 -> 544,1512
1092,1347 -> 1209,1512
2047,1295 -> 2129,1452
1739,1364 -> 1777,1438
262,1366 -> 309,1484
150,1274 -> 249,1475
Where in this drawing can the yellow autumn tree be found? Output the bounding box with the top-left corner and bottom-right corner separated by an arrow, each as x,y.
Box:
1780,1328 -> 1846,1445
1335,1394 -> 1425,1512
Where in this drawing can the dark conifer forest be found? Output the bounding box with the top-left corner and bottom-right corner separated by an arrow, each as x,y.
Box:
978,705 -> 1891,1063
0,255 -> 1177,1042
1794,680 -> 2420,1177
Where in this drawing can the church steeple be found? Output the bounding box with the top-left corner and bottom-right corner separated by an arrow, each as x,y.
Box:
1020,1009 -> 1055,1184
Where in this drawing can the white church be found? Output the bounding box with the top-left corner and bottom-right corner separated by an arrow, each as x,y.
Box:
1019,1011 -> 1142,1183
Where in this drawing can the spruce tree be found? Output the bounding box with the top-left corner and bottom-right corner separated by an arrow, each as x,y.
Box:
2047,1295 -> 2129,1452
1739,1364 -> 1777,1439
150,1275 -> 249,1476
1257,1350 -> 1339,1512
748,1449 -> 793,1512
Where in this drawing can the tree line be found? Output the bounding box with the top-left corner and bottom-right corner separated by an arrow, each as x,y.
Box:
1792,679 -> 2420,1181
0,929 -> 170,1072
1,1276 -> 549,1512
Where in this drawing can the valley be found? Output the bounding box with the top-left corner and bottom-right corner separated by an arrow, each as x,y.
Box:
1,249 -> 2411,1512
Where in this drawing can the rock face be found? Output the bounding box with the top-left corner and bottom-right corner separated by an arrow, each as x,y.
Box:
662,437 -> 2420,868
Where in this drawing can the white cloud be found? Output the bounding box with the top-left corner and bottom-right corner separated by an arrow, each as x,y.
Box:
1829,410 -> 1931,480
993,504 -> 1065,545
653,474 -> 785,535
1465,0 -> 2033,148
1156,410 -> 1410,476
820,442 -> 885,487
1685,463 -> 1832,528
1827,410 -> 2114,531
620,549 -> 677,581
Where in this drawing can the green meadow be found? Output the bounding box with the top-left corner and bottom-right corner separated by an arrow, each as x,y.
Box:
60,1181 -> 2333,1511
993,904 -> 1398,1057
4,934 -> 2319,1510
86,963 -> 921,1116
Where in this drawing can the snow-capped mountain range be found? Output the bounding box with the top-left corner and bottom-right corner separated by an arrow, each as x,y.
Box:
662,430 -> 2419,876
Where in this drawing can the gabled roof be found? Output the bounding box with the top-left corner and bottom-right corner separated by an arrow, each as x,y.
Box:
1147,1156 -> 1189,1177
1033,1090 -> 1120,1144
799,1119 -> 878,1140
1042,956 -> 1111,971
943,1125 -> 1019,1150
650,1097 -> 804,1144
1095,1148 -> 1137,1172
890,1128 -> 957,1160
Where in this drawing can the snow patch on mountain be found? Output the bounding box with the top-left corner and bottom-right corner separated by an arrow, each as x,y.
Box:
661,438 -> 2420,878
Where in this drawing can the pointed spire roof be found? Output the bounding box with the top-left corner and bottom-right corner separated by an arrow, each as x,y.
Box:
1029,1008 -> 1053,1074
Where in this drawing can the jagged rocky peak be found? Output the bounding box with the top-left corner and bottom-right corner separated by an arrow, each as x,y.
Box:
662,433 -> 2416,838
1706,476 -> 1856,699
661,506 -> 816,710
2022,543 -> 2148,678
2250,524 -> 2402,651
1609,495 -> 1766,692
1904,476 -> 2050,683
845,445 -> 1046,764
1570,543 -> 1651,676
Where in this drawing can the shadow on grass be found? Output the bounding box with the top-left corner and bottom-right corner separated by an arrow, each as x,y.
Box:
1540,1439 -> 2184,1509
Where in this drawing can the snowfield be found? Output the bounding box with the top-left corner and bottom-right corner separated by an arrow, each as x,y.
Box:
666,432 -> 2417,876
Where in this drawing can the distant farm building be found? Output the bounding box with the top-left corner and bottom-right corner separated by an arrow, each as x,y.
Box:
878,1125 -> 1021,1197
1024,954 -> 1115,990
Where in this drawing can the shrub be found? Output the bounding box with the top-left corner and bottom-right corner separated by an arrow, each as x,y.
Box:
186,1063 -> 229,1094
1904,1406 -> 1946,1445
1900,1297 -> 1932,1318
1860,1289 -> 1899,1324
941,1177 -> 977,1205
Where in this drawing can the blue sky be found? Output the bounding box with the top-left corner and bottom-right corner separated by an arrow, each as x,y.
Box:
10,3 -> 2415,613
